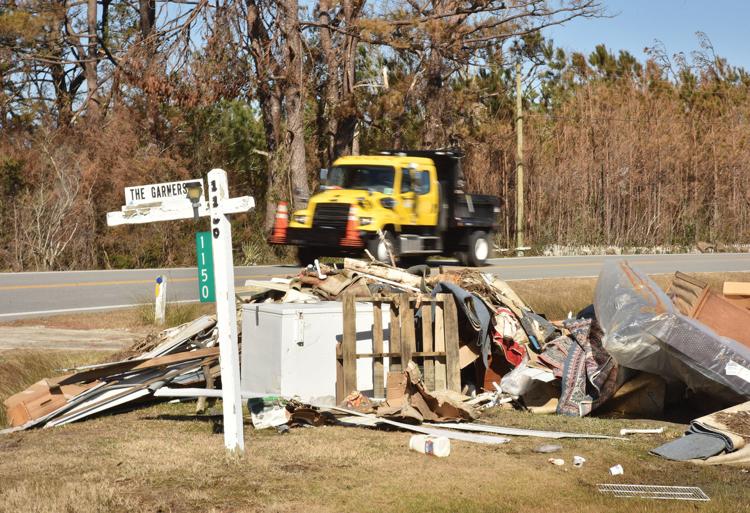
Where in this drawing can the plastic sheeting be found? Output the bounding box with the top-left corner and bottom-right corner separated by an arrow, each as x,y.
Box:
594,261 -> 750,398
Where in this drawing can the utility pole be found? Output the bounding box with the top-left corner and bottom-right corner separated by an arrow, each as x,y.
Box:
515,59 -> 525,257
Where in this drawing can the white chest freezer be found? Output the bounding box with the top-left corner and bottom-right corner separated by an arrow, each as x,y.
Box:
240,301 -> 391,405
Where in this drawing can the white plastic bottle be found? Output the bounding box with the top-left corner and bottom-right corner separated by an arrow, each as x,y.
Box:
408,435 -> 451,457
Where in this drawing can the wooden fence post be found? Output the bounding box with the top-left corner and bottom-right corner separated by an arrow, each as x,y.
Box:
399,293 -> 415,366
372,301 -> 384,398
441,294 -> 461,392
421,300 -> 435,390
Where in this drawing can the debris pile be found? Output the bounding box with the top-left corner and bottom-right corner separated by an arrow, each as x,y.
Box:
3,315 -> 219,432
241,258 -> 624,419
3,256 -> 750,469
238,257 -> 750,466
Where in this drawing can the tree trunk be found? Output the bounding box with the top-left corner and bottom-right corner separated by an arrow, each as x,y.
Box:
281,0 -> 309,210
50,62 -> 73,126
334,0 -> 358,156
261,93 -> 284,231
139,0 -> 156,39
423,40 -> 445,148
85,0 -> 99,117
318,0 -> 338,165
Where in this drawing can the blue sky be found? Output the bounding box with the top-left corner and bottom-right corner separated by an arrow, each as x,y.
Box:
545,0 -> 750,70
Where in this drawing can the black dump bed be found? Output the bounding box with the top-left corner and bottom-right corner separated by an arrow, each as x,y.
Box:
380,149 -> 499,229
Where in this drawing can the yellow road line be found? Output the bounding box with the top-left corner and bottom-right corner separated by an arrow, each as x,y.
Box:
0,274 -> 278,291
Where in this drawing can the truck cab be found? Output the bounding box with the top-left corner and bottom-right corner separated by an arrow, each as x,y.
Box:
274,150 -> 500,266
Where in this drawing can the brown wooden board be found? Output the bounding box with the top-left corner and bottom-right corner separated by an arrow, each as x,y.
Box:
441,294 -> 461,393
723,282 -> 750,297
422,301 -> 435,390
336,295 -> 460,401
399,293 -> 415,366
689,289 -> 750,348
389,302 -> 401,372
341,294 -> 357,401
433,300 -> 447,390
372,301 -> 385,398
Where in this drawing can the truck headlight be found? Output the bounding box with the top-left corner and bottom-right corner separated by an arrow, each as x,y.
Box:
359,217 -> 373,226
380,198 -> 396,209
293,214 -> 307,224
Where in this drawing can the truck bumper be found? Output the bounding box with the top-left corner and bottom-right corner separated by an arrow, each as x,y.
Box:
268,227 -> 366,249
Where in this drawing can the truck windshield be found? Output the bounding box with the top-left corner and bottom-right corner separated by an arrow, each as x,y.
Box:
325,165 -> 395,194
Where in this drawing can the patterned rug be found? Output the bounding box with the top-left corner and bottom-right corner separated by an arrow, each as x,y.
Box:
540,318 -> 619,417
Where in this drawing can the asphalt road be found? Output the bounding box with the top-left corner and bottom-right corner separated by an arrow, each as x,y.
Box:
1,253 -> 748,321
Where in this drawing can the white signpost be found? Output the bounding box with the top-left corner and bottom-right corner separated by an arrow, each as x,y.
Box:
124,179 -> 203,207
154,275 -> 167,325
107,168 -> 254,453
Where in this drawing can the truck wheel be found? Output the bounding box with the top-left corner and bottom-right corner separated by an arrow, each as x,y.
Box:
296,247 -> 318,267
465,231 -> 490,267
367,231 -> 398,264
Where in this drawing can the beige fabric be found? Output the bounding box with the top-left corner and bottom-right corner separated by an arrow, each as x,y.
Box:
690,401 -> 750,466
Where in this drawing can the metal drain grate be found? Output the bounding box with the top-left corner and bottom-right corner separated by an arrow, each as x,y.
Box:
597,484 -> 710,501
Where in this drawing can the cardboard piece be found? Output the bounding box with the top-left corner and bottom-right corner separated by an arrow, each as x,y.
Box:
3,379 -> 99,427
377,361 -> 477,423
459,344 -> 480,369
385,371 -> 408,407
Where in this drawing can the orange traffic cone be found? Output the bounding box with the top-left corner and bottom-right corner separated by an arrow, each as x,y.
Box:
340,205 -> 363,247
268,201 -> 288,244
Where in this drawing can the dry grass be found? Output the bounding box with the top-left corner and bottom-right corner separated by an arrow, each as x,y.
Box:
2,271 -> 750,512
134,300 -> 214,327
0,400 -> 748,513
0,350 -> 106,426
3,302 -> 215,331
509,271 -> 750,320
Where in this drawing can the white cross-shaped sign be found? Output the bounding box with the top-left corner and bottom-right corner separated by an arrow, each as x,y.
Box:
107,168 -> 253,453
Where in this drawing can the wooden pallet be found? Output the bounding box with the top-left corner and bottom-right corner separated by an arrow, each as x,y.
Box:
336,293 -> 461,402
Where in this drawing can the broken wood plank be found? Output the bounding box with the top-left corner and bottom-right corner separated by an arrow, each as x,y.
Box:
196,362 -> 215,414
441,293 -> 461,393
344,258 -> 423,288
389,302 -> 401,372
724,281 -> 750,297
340,294 -> 357,402
433,298 -> 447,391
399,293 -> 415,366
422,300 -> 435,390
372,301 -> 385,398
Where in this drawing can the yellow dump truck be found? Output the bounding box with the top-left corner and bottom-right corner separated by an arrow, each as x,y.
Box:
269,150 -> 500,266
